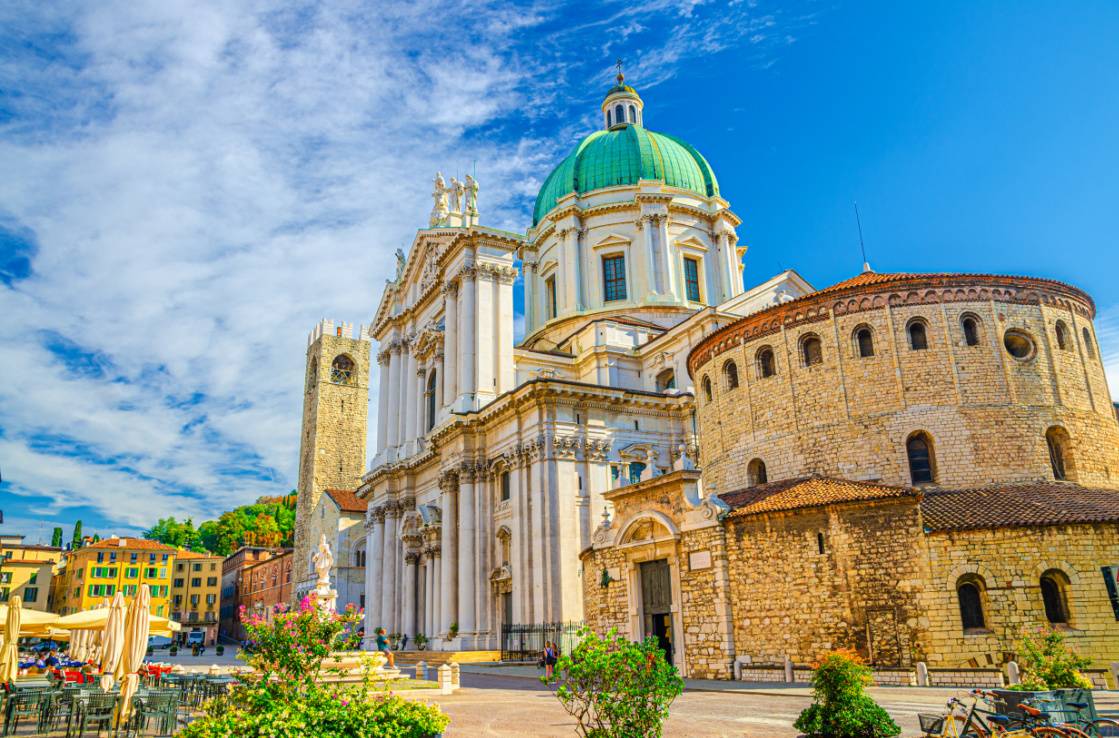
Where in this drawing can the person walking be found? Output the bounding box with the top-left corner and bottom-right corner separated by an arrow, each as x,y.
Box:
375,627 -> 395,669
543,641 -> 558,678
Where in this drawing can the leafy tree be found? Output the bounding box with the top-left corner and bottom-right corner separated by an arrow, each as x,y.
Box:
51,527 -> 63,547
794,649 -> 900,738
542,627 -> 683,738
91,534 -> 100,543
155,494 -> 299,556
71,520 -> 83,549
1012,627 -> 1093,691
144,517 -> 204,550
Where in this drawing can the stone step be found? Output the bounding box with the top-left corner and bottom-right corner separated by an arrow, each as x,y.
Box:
393,650 -> 500,666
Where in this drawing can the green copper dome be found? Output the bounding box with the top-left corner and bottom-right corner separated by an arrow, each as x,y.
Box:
532,125 -> 720,226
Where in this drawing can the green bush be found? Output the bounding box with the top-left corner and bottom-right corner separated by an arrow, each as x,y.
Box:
1011,627 -> 1093,691
794,649 -> 900,738
542,627 -> 684,738
179,597 -> 448,738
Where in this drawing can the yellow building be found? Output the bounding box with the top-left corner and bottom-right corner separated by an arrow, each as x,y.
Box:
170,550 -> 222,645
52,537 -> 176,616
0,535 -> 62,612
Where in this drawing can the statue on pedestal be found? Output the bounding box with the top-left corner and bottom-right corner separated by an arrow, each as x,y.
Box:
429,172 -> 449,227
312,534 -> 338,614
449,177 -> 464,214
464,174 -> 479,224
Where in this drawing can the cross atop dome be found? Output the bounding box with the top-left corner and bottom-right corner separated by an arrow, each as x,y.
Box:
601,60 -> 644,130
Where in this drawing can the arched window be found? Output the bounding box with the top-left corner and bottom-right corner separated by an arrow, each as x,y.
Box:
906,431 -> 935,484
655,369 -> 676,392
723,361 -> 739,390
747,458 -> 767,485
1055,320 -> 1070,351
500,470 -> 511,501
1083,327 -> 1096,359
614,103 -> 625,125
606,109 -> 612,127
702,375 -> 712,402
907,319 -> 929,351
957,576 -> 987,631
854,326 -> 874,358
756,346 -> 776,378
1045,426 -> 1072,481
961,315 -> 981,347
1040,570 -> 1070,624
425,370 -> 438,432
628,105 -> 636,123
801,334 -> 823,367
330,355 -> 355,384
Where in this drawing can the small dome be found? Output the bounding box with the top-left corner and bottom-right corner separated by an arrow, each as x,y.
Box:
532,125 -> 720,225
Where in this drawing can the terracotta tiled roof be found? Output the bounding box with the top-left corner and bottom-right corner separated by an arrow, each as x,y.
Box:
720,476 -> 916,518
173,549 -> 220,559
325,488 -> 367,513
920,483 -> 1119,532
85,537 -> 177,551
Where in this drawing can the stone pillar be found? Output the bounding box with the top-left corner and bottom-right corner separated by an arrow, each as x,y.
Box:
524,262 -> 537,336
416,364 -> 428,436
402,552 -> 418,639
512,457 -> 528,624
655,214 -> 674,299
457,465 -> 477,637
376,350 -> 390,452
364,507 -> 385,639
456,267 -> 477,411
385,344 -> 400,450
443,282 -> 458,410
559,228 -> 576,312
475,267 -> 496,405
496,266 -> 515,395
403,346 -> 418,445
439,473 -> 458,639
640,215 -> 657,295
474,472 -> 490,642
425,550 -> 437,637
381,505 -> 399,632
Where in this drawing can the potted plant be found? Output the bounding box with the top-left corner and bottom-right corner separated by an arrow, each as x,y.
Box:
445,622 -> 459,641
169,645 -> 178,656
415,633 -> 429,651
995,628 -> 1096,720
216,644 -> 225,656
794,649 -> 900,738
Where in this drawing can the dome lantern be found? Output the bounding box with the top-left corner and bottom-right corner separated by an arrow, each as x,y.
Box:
601,62 -> 643,130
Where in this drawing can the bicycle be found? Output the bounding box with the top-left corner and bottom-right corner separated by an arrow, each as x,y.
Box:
919,690 -> 1069,737
1028,696 -> 1119,738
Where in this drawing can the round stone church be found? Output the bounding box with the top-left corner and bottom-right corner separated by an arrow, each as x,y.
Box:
291,74 -> 1119,684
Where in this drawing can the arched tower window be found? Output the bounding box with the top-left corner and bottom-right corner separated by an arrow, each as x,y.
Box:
425,370 -> 438,432
747,458 -> 767,485
1055,320 -> 1070,351
614,103 -> 625,125
961,315 -> 981,347
756,346 -> 776,378
605,109 -> 612,127
331,355 -> 355,384
655,369 -> 676,392
1039,570 -> 1071,625
628,104 -> 636,123
906,431 -> 935,484
854,325 -> 874,358
801,334 -> 823,367
702,376 -> 712,402
907,319 -> 929,351
723,361 -> 739,390
957,576 -> 987,631
1083,327 -> 1096,359
1045,426 -> 1073,481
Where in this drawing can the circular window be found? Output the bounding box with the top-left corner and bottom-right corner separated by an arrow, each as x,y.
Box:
1003,330 -> 1036,360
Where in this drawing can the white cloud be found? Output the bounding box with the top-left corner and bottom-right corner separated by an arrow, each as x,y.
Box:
0,0 -> 807,533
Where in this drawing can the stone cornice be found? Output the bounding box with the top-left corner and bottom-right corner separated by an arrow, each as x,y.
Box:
687,272 -> 1099,378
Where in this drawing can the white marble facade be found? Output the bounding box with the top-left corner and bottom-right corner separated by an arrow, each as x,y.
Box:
357,87 -> 814,650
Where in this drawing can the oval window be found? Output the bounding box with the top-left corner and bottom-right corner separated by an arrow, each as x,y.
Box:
1003,330 -> 1036,360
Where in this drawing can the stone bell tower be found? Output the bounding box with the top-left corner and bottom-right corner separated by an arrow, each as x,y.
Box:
292,320 -> 370,598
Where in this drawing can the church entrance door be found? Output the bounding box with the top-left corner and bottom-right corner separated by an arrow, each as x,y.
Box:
639,559 -> 674,665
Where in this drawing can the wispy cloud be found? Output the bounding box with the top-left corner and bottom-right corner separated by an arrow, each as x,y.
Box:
0,0 -> 812,539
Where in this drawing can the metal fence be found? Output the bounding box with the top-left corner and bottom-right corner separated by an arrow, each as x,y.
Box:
500,621 -> 584,662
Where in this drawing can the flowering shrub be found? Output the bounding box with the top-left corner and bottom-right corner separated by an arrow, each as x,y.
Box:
180,595 -> 448,738
1011,627 -> 1093,691
542,627 -> 683,738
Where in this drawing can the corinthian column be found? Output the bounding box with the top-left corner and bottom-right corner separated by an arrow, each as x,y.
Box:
380,505 -> 399,631
376,351 -> 390,453
457,268 -> 477,411
403,347 -> 418,445
443,281 -> 459,410
457,464 -> 477,637
385,345 -> 400,450
402,552 -> 418,638
364,507 -> 384,642
439,473 -> 458,640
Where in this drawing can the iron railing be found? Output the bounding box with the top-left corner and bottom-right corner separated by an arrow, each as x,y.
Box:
500,621 -> 584,662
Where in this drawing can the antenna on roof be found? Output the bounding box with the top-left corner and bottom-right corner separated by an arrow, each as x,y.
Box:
854,202 -> 872,273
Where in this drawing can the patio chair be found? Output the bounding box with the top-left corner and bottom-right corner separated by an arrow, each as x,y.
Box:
1,688 -> 48,736
71,692 -> 118,738
132,693 -> 178,737
39,688 -> 81,735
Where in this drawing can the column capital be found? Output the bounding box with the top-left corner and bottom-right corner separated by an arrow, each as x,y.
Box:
372,506 -> 387,523
404,551 -> 421,566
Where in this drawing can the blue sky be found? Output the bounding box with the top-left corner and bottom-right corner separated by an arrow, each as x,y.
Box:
2,1 -> 1118,542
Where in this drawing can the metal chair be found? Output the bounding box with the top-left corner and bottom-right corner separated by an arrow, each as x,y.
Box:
71,692 -> 118,738
2,688 -> 49,736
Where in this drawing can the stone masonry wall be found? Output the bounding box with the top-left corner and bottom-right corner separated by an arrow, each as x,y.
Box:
695,292 -> 1119,494
917,522 -> 1119,668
